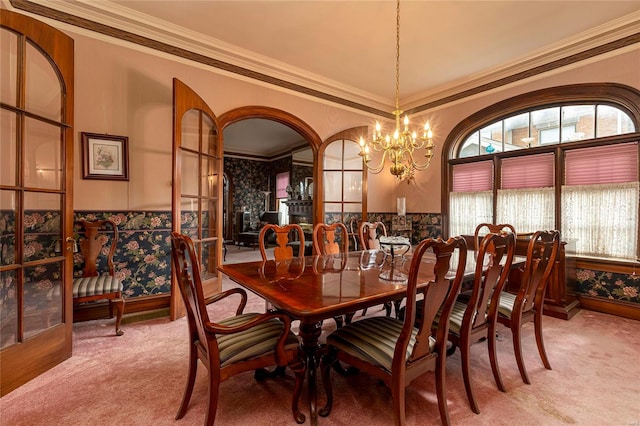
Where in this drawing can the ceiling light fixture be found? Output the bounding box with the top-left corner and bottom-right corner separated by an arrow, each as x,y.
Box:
358,0 -> 435,183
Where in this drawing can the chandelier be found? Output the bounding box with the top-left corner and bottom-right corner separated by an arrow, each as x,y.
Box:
358,0 -> 435,182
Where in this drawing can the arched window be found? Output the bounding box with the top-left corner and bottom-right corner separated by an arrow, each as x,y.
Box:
321,138 -> 364,223
444,84 -> 640,261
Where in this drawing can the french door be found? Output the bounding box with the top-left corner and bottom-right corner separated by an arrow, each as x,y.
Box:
171,78 -> 223,319
0,10 -> 75,395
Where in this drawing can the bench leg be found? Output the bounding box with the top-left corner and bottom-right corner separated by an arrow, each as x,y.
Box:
113,297 -> 125,336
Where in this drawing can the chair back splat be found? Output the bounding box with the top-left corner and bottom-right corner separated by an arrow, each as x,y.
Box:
357,221 -> 394,317
73,219 -> 124,336
320,237 -> 468,426
312,222 -> 349,255
473,223 -> 515,256
258,223 -> 305,312
259,223 -> 305,261
358,221 -> 387,250
312,222 -> 352,327
170,232 -> 304,425
496,230 -> 560,385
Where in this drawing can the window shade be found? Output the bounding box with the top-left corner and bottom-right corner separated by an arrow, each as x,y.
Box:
276,172 -> 289,198
565,142 -> 638,185
501,153 -> 554,189
452,161 -> 493,192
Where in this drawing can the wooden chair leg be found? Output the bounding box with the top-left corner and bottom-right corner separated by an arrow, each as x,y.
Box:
113,297 -> 124,336
333,315 -> 344,329
205,365 -> 219,426
435,354 -> 451,426
384,302 -> 392,317
534,310 -> 552,370
460,337 -> 480,414
512,322 -> 531,384
488,323 -> 506,392
391,380 -> 406,426
176,347 -> 198,420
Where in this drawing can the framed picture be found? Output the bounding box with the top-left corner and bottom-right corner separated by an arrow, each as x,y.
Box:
304,177 -> 313,197
81,132 -> 129,180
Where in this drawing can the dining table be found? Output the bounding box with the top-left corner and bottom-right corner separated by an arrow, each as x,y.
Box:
218,248 -> 525,425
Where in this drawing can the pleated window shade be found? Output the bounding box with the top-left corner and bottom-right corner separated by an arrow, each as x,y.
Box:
452,161 -> 493,192
565,142 -> 638,185
501,153 -> 554,189
276,172 -> 289,198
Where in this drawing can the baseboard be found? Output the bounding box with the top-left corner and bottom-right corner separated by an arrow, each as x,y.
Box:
578,295 -> 640,320
73,294 -> 170,323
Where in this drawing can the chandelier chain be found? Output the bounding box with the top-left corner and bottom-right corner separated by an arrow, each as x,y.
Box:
395,0 -> 400,112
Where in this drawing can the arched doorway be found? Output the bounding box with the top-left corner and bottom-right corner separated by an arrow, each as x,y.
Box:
219,107 -> 322,252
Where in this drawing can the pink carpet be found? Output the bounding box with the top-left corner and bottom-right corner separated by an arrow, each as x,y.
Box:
1,285 -> 639,425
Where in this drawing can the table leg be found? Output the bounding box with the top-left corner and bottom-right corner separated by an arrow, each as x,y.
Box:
294,321 -> 323,426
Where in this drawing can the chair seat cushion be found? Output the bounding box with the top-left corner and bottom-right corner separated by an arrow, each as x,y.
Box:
434,300 -> 475,336
217,313 -> 299,367
73,275 -> 122,298
497,291 -> 517,318
326,316 -> 426,372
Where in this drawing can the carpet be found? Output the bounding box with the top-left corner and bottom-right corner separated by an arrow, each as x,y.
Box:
1,282 -> 639,426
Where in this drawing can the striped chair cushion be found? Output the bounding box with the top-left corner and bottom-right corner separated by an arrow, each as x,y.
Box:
326,316 -> 426,372
73,276 -> 122,298
496,291 -> 517,318
217,313 -> 299,367
434,301 -> 477,336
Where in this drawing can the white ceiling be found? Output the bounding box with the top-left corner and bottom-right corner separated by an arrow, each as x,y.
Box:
10,0 -> 640,157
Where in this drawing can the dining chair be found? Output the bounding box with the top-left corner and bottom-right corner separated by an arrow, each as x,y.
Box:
441,230 -> 515,414
319,236 -> 468,426
259,223 -> 305,261
312,222 -> 349,255
312,222 -> 353,327
358,221 -> 394,317
358,221 -> 388,250
496,229 -> 560,384
259,223 -> 305,312
473,223 -> 516,254
170,232 -> 305,425
73,219 -> 125,336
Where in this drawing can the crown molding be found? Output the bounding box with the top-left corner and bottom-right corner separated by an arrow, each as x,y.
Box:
402,11 -> 640,112
8,0 -> 640,119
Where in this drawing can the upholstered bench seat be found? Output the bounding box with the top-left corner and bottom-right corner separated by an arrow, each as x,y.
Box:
73,276 -> 122,298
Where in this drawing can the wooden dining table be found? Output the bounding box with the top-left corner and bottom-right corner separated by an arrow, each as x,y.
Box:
219,249 -> 525,425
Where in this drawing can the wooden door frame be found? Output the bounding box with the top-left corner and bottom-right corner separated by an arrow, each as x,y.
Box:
171,78 -> 223,320
0,9 -> 75,396
218,107 -> 322,224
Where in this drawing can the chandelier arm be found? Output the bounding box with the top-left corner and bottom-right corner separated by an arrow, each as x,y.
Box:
406,148 -> 433,171
363,149 -> 389,174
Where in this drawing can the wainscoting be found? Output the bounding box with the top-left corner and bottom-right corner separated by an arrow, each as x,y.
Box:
5,209 -> 636,323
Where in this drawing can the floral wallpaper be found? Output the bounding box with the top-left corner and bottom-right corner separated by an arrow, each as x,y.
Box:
576,268 -> 640,303
3,208 -> 640,312
224,157 -> 275,228
73,211 -> 172,298
365,212 -> 443,245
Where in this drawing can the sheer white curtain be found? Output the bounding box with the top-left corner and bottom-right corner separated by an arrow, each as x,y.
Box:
561,182 -> 639,259
449,190 -> 493,237
497,187 -> 555,233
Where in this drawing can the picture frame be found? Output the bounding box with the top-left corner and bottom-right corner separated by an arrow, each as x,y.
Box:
304,177 -> 313,198
81,132 -> 129,181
